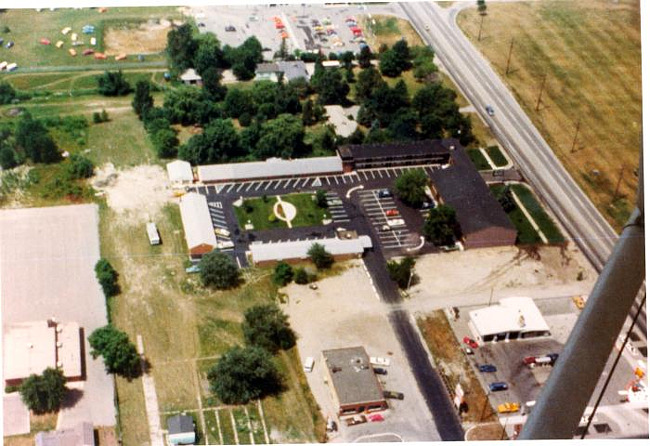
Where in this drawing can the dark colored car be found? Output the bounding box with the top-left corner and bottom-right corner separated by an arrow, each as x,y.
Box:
198,22 -> 206,27
6,41 -> 14,49
479,364 -> 497,373
489,382 -> 509,392
378,189 -> 392,198
486,105 -> 495,116
225,25 -> 236,32
373,367 -> 387,375
383,390 -> 404,400
421,200 -> 436,210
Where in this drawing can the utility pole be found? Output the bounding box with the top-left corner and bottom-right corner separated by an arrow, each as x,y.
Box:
488,287 -> 494,306
505,37 -> 514,75
570,118 -> 581,153
478,14 -> 485,42
612,165 -> 625,203
535,73 -> 547,112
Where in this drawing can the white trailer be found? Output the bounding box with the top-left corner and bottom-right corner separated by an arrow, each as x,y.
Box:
146,222 -> 161,245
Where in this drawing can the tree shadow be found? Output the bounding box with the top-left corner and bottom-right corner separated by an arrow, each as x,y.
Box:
61,388 -> 84,409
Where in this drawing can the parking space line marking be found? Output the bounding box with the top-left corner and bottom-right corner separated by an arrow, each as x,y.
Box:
377,170 -> 383,178
264,181 -> 272,191
361,171 -> 368,180
302,178 -> 310,187
283,179 -> 291,188
254,182 -> 263,191
235,183 -> 244,192
292,178 -> 301,188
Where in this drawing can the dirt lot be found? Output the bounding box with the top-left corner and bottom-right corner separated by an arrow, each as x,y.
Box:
281,261 -> 441,442
103,20 -> 181,55
407,244 -> 596,310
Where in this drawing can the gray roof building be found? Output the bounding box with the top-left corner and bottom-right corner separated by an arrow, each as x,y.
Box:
167,414 -> 195,445
322,346 -> 387,415
255,61 -> 310,82
35,422 -> 94,446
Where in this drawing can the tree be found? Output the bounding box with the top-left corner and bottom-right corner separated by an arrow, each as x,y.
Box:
273,262 -> 294,286
132,80 -> 154,120
19,368 -> 67,414
207,346 -> 281,405
275,38 -> 289,60
167,23 -> 198,74
386,256 -> 416,289
312,69 -> 350,105
392,39 -> 412,71
163,86 -> 210,126
358,45 -> 373,69
477,0 -> 488,15
15,114 -> 60,163
254,114 -> 305,159
97,70 -> 131,96
95,258 -> 120,298
88,325 -> 141,378
179,119 -> 241,165
201,67 -> 227,101
242,304 -> 296,352
199,250 -> 241,289
388,108 -> 419,141
315,189 -> 328,208
395,169 -> 428,208
223,88 -> 256,119
423,204 -> 460,246
150,128 -> 180,158
194,32 -> 225,75
0,147 -> 18,169
225,37 -> 264,81
301,98 -> 315,126
0,81 -> 16,104
66,153 -> 94,179
307,243 -> 334,270
355,67 -> 386,102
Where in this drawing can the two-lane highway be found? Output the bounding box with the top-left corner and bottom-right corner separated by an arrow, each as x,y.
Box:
401,1 -> 619,270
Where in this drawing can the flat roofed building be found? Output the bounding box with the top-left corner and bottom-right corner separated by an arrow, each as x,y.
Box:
3,321 -> 82,386
337,140 -> 451,172
35,422 -> 94,446
167,414 -> 196,445
430,139 -> 517,249
322,346 -> 387,416
166,160 -> 194,184
198,156 -> 343,183
3,393 -> 30,437
249,236 -> 372,267
469,297 -> 551,343
179,192 -> 217,259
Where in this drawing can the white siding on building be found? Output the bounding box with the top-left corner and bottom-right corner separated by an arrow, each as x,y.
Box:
166,160 -> 193,184
250,236 -> 372,264
179,193 -> 216,254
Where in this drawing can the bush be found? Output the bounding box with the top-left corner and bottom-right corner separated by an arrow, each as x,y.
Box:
268,213 -> 277,223
294,267 -> 310,284
273,261 -> 294,286
199,250 -> 241,289
207,346 -> 281,404
0,81 -> 17,105
242,304 -> 296,352
97,70 -> 132,96
19,368 -> 66,414
0,147 -> 18,169
95,258 -> 120,298
387,257 -> 416,289
238,112 -> 252,127
66,153 -> 94,179
307,243 -> 334,270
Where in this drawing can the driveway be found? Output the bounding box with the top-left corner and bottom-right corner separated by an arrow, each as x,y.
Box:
0,204 -> 115,428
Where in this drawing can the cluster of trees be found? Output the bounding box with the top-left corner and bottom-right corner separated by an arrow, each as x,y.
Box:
208,303 -> 295,404
0,81 -> 17,105
167,23 -> 264,81
379,40 -> 413,77
423,204 -> 461,246
18,368 -> 67,414
95,258 -> 120,298
88,325 -> 141,378
395,169 -> 429,208
272,261 -> 315,287
97,70 -> 132,97
199,250 -> 241,290
0,112 -> 61,169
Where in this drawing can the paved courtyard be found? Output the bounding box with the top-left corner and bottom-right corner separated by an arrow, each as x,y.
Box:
0,204 -> 115,429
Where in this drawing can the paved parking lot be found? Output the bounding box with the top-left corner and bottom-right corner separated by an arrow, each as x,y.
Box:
358,189 -> 419,252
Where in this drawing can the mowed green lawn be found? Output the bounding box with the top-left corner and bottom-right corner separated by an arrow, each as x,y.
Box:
458,1 -> 642,230
234,193 -> 330,231
0,7 -> 180,68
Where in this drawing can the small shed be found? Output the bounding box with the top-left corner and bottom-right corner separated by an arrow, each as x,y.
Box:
166,160 -> 194,184
146,222 -> 160,245
180,68 -> 203,86
167,415 -> 196,445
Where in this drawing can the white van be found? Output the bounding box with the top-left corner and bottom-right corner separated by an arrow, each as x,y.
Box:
303,356 -> 315,373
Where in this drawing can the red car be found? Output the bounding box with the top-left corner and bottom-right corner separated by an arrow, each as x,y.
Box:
386,209 -> 399,217
368,414 -> 384,422
463,336 -> 479,349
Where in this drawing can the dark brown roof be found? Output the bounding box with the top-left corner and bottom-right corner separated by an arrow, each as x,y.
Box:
431,139 -> 515,236
338,140 -> 449,160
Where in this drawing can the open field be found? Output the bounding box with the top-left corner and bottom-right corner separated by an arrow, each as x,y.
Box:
0,7 -> 181,68
417,311 -> 497,425
360,15 -> 424,51
457,0 -> 642,230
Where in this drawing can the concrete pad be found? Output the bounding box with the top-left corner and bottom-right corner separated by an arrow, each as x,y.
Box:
3,393 -> 30,437
0,205 -> 115,428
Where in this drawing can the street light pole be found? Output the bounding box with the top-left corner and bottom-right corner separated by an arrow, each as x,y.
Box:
570,118 -> 581,153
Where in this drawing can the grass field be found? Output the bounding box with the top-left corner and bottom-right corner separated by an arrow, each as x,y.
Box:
234,193 -> 330,231
467,149 -> 490,171
0,7 -> 181,68
490,184 -> 542,244
359,15 -> 424,51
458,0 -> 642,230
417,311 -> 497,424
486,145 -> 508,167
510,184 -> 565,244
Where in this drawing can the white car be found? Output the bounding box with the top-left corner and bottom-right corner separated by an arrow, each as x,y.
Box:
370,356 -> 391,367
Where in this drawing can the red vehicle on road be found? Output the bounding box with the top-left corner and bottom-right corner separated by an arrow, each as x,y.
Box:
463,336 -> 479,349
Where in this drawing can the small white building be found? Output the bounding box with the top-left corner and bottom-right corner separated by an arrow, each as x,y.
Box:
146,222 -> 161,245
179,193 -> 217,259
249,236 -> 372,266
166,160 -> 194,184
180,68 -> 202,86
468,297 -> 551,343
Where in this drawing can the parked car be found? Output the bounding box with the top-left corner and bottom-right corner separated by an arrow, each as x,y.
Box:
421,200 -> 436,210
497,402 -> 520,414
385,209 -> 399,217
225,25 -> 236,32
373,367 -> 387,375
6,41 -> 14,49
463,336 -> 479,349
370,356 -> 391,367
489,382 -> 509,392
479,364 -> 497,373
345,415 -> 367,426
573,296 -> 586,309
486,105 -> 495,116
326,417 -> 337,432
198,22 -> 206,27
378,189 -> 392,198
368,413 -> 384,422
383,390 -> 404,400
380,224 -> 392,232
464,347 -> 474,355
